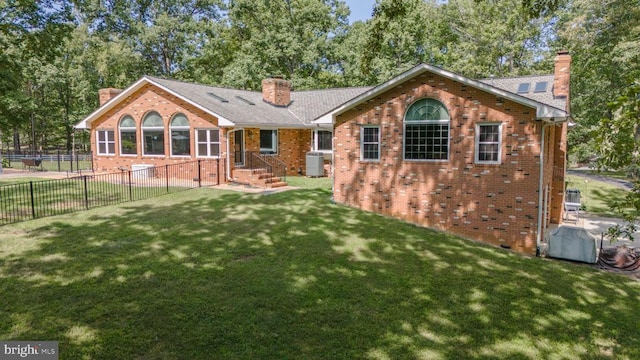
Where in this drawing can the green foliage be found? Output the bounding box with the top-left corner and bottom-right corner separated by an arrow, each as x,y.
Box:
0,0 -> 635,162
555,0 -> 640,164
218,0 -> 350,90
593,81 -> 640,241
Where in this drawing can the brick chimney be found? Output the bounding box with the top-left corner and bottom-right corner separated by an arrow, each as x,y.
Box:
553,50 -> 571,107
98,88 -> 123,106
262,76 -> 291,107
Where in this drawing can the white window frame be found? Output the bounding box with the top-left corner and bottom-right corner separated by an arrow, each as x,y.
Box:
96,129 -> 115,155
360,126 -> 380,161
170,114 -> 191,157
475,122 -> 502,164
260,129 -> 278,154
403,98 -> 450,162
142,112 -> 165,156
119,115 -> 137,156
313,129 -> 333,153
196,129 -> 220,158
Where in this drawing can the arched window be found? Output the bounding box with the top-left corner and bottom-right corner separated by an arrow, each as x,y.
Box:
404,98 -> 450,161
170,114 -> 190,156
119,115 -> 136,155
142,111 -> 165,155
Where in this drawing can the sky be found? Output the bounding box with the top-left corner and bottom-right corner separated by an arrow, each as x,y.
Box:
344,0 -> 376,23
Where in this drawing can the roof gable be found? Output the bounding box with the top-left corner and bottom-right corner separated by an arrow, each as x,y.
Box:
315,64 -> 570,125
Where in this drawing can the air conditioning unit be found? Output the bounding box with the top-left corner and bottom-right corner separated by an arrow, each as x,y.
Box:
132,164 -> 155,179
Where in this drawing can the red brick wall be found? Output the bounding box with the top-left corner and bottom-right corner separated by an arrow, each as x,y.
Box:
90,83 -> 226,174
333,72 -> 548,255
237,128 -> 311,176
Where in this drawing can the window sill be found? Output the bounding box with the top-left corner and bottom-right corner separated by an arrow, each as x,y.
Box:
475,161 -> 502,165
403,159 -> 449,163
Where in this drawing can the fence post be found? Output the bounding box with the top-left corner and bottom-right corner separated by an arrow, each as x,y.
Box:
165,164 -> 169,193
57,148 -> 61,172
128,170 -> 133,201
83,175 -> 89,210
30,181 -> 36,219
198,160 -> 202,188
217,159 -> 220,185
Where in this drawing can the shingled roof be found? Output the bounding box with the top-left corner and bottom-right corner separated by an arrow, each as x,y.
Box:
76,65 -> 568,130
478,74 -> 567,111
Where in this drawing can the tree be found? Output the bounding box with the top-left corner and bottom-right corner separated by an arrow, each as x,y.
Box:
220,0 -> 350,90
74,0 -> 223,77
356,0 -> 451,84
554,0 -> 640,165
0,0 -> 72,149
443,0 -> 553,78
595,82 -> 640,240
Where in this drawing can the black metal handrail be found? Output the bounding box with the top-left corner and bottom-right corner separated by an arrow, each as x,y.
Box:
245,151 -> 287,183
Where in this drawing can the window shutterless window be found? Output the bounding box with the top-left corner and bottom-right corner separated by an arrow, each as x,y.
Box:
97,130 -> 115,155
475,123 -> 502,164
119,115 -> 136,155
314,130 -> 332,152
170,114 -> 190,156
361,126 -> 380,161
196,129 -> 220,157
142,112 -> 165,156
403,98 -> 450,161
260,129 -> 277,154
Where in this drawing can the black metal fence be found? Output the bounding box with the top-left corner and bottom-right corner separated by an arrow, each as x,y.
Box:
1,149 -> 93,172
0,159 -> 224,226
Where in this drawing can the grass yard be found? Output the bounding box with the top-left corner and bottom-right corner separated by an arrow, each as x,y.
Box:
1,184 -> 639,359
566,174 -> 634,217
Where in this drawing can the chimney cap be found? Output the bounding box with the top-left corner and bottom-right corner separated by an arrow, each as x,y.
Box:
556,50 -> 570,56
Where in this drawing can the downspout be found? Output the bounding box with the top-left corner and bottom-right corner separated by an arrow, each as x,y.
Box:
536,122 -> 553,255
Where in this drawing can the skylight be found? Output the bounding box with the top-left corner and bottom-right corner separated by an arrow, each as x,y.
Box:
235,96 -> 255,105
207,92 -> 228,103
534,81 -> 548,93
516,83 -> 530,94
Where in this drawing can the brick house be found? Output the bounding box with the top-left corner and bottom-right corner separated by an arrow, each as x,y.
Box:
317,51 -> 571,255
75,76 -> 370,186
76,51 -> 571,254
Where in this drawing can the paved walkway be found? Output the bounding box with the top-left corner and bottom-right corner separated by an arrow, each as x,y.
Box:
548,213 -> 639,249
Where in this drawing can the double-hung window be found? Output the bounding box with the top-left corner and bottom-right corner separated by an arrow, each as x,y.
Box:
403,98 -> 450,161
196,129 -> 220,157
142,112 -> 165,156
119,115 -> 136,155
475,123 -> 502,164
361,126 -> 380,161
260,129 -> 278,154
314,130 -> 332,152
97,130 -> 115,155
170,114 -> 190,157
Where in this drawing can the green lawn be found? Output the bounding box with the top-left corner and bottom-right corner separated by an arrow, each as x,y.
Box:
566,174 -> 634,217
1,185 -> 639,359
